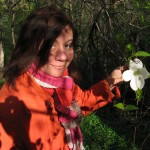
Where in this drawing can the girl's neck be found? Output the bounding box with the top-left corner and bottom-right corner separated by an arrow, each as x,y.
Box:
28,63 -> 73,89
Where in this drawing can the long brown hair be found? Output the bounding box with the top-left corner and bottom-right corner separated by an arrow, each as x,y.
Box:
4,5 -> 78,86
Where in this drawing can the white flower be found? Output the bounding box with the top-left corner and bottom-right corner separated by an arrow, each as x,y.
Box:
122,58 -> 149,91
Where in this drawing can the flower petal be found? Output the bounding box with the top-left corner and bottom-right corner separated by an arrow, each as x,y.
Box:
139,68 -> 149,79
130,76 -> 138,91
129,58 -> 143,71
130,75 -> 145,91
138,75 -> 145,89
122,70 -> 133,81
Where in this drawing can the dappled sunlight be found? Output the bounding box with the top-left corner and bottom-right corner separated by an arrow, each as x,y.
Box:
0,96 -> 64,149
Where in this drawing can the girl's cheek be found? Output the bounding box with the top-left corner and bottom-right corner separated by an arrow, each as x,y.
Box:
68,51 -> 74,61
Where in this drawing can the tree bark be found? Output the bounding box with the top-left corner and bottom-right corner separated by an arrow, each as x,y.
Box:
0,14 -> 4,69
11,0 -> 16,48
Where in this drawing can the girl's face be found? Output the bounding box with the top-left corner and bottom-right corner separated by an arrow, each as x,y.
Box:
41,26 -> 74,77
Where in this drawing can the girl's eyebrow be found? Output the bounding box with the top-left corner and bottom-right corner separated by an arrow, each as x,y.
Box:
64,39 -> 73,44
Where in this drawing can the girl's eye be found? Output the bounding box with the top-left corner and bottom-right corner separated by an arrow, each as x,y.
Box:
51,44 -> 56,49
64,43 -> 73,50
50,44 -> 57,54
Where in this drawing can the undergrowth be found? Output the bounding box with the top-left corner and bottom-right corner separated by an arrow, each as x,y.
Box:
80,112 -> 139,150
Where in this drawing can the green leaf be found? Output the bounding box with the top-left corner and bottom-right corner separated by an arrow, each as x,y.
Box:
136,1 -> 139,8
140,15 -> 144,23
114,103 -> 124,110
124,105 -> 139,111
145,2 -> 150,9
126,43 -> 134,51
136,89 -> 143,101
134,51 -> 150,57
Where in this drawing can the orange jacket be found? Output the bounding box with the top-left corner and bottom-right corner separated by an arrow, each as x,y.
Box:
0,72 -> 114,150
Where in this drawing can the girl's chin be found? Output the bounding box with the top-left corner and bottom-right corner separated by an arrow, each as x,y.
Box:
46,71 -> 65,77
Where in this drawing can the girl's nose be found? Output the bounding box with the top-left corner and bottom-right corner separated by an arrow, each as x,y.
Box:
55,46 -> 67,61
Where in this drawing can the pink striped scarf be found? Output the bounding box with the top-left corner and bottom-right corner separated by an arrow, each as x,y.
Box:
28,64 -> 84,150
28,63 -> 73,90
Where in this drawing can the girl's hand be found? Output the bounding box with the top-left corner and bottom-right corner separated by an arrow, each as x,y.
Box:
106,65 -> 128,90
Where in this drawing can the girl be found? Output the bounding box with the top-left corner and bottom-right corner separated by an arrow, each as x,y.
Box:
0,5 -> 125,150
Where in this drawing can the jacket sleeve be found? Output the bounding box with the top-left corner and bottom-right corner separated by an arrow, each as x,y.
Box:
0,85 -> 13,149
0,84 -> 32,150
72,80 -> 115,116
0,123 -> 14,150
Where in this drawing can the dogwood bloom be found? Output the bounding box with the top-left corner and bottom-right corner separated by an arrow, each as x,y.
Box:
122,58 -> 149,91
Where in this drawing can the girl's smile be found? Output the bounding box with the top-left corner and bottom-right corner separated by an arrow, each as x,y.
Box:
41,25 -> 74,77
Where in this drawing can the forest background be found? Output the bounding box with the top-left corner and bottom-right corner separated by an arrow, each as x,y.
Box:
0,0 -> 150,150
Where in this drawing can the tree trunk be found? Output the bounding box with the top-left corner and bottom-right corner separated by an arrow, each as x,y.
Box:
11,0 -> 16,48
0,14 -> 4,69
